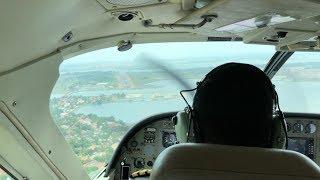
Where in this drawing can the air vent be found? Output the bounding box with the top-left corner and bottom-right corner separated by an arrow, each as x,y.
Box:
263,31 -> 288,43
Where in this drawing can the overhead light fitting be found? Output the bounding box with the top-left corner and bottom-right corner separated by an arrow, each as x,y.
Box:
216,14 -> 296,33
263,31 -> 288,43
118,40 -> 132,52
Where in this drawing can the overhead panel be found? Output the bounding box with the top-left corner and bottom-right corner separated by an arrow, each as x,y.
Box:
97,0 -> 168,10
107,0 -> 154,6
215,14 -> 296,34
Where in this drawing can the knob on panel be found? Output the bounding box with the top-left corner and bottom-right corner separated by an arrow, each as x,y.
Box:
131,140 -> 138,147
134,157 -> 145,168
147,161 -> 153,167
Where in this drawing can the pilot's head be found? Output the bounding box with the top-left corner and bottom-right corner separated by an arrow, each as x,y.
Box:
192,63 -> 276,147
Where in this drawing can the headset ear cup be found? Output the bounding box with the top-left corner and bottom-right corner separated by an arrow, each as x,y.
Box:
174,111 -> 190,143
271,113 -> 287,149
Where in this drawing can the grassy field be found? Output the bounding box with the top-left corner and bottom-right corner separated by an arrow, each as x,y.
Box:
53,67 -> 211,94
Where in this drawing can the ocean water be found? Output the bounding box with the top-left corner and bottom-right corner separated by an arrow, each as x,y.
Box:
74,99 -> 185,124
71,80 -> 320,124
70,79 -> 193,123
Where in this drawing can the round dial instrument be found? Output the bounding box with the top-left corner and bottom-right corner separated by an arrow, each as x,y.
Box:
162,132 -> 177,148
305,123 -> 316,134
293,122 -> 304,133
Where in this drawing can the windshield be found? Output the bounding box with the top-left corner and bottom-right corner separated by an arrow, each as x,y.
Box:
49,42 -> 275,177
273,52 -> 320,113
0,167 -> 14,180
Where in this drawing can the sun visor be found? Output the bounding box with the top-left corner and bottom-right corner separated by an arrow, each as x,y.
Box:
216,14 -> 296,34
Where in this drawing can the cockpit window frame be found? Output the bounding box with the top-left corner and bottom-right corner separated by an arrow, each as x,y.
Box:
0,164 -> 17,180
264,51 -> 294,78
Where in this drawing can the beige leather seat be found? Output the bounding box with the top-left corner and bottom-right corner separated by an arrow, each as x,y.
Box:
150,143 -> 320,180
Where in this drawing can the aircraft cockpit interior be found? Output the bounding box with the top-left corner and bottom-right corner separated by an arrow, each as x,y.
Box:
3,0 -> 320,180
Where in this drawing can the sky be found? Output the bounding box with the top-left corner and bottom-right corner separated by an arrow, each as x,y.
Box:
62,42 -> 277,66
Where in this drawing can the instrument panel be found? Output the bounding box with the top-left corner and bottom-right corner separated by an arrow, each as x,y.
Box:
286,115 -> 319,163
112,117 -> 177,180
105,113 -> 320,179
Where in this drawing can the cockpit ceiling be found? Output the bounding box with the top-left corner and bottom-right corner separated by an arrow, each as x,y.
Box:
1,0 -> 320,73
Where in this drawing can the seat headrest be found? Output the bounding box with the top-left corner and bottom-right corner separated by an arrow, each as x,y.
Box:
150,143 -> 320,180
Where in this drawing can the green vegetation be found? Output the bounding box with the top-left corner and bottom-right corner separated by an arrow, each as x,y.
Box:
85,166 -> 98,174
128,70 -> 170,88
128,68 -> 209,88
53,71 -> 117,93
50,101 -> 130,175
52,68 -> 211,94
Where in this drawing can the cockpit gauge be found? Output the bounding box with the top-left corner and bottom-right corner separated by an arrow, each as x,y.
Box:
305,123 -> 316,134
144,128 -> 156,143
134,157 -> 145,168
287,122 -> 291,132
293,122 -> 304,133
162,132 -> 177,148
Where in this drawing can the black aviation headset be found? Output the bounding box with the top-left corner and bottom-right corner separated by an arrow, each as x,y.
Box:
173,63 -> 288,149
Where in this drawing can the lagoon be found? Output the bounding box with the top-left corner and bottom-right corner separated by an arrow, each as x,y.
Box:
62,80 -> 320,124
